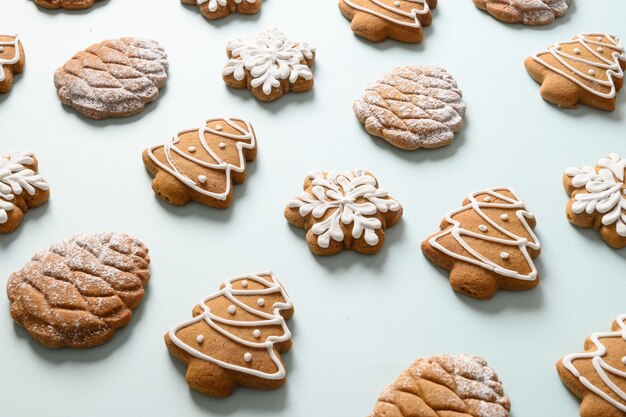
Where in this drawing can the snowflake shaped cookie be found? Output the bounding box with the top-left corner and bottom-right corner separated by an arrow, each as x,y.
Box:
564,153 -> 626,248
222,28 -> 316,102
285,169 -> 402,255
0,150 -> 50,233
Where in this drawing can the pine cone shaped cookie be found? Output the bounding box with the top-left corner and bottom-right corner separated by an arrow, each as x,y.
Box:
32,0 -> 102,9
370,354 -> 511,417
54,37 -> 169,120
0,35 -> 25,94
181,0 -> 261,20
354,66 -> 466,150
7,233 -> 150,348
474,0 -> 571,26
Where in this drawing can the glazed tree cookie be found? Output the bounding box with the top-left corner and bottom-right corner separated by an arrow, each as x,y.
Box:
557,314 -> 626,417
473,0 -> 571,26
525,33 -> 626,111
54,37 -> 169,120
143,118 -> 257,209
223,28 -> 316,102
0,35 -> 25,94
32,0 -> 102,9
181,0 -> 261,20
0,151 -> 49,234
354,66 -> 466,150
338,0 -> 437,43
369,354 -> 511,417
7,233 -> 150,349
421,187 -> 541,299
285,169 -> 402,256
564,154 -> 626,249
165,272 -> 294,398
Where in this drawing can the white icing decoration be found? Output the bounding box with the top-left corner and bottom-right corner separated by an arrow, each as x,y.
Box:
197,175 -> 207,184
565,153 -> 626,237
573,48 -> 581,55
479,225 -> 488,232
219,142 -> 226,149
588,69 -> 596,76
257,298 -> 265,307
288,169 -> 401,249
244,352 -> 252,362
0,35 -> 20,83
241,280 -> 248,288
500,214 -> 509,221
223,28 -> 315,96
562,314 -> 626,413
598,47 -> 605,53
500,252 -> 509,259
169,272 -> 293,380
147,118 -> 255,201
253,329 -> 261,338
188,146 -> 197,153
483,196 -> 491,202
196,335 -> 205,344
532,33 -> 626,99
394,1 -> 401,6
0,150 -> 49,225
429,187 -> 541,281
197,0 -> 255,13
343,0 -> 430,28
228,305 -> 236,314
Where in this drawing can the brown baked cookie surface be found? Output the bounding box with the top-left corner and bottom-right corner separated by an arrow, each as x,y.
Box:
564,153 -> 626,249
32,0 -> 102,9
222,28 -> 315,102
557,314 -> 626,417
54,37 -> 169,120
369,354 -> 511,417
525,33 -> 626,111
165,272 -> 293,398
7,233 -> 150,348
421,187 -> 541,299
181,0 -> 261,20
0,150 -> 49,234
339,0 -> 437,43
143,118 -> 257,209
474,0 -> 571,26
285,169 -> 402,256
0,35 -> 25,94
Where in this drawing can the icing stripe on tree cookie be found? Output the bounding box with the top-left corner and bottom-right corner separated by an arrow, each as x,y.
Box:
169,272 -> 292,380
197,0 -> 256,12
343,0 -> 430,28
532,33 -> 626,99
147,118 -> 255,201
429,187 -> 540,281
562,314 -> 626,413
0,35 -> 20,83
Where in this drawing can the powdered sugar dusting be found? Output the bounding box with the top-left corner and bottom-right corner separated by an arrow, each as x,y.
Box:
478,0 -> 571,25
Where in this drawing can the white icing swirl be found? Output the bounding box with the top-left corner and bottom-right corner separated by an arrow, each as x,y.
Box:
343,0 -> 430,28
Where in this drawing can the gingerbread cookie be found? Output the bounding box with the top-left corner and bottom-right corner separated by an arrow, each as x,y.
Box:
54,37 -> 168,120
421,187 -> 541,299
143,118 -> 256,209
354,66 -> 466,150
369,354 -> 511,417
557,314 -> 626,417
473,0 -> 571,26
32,0 -> 102,9
339,0 -> 436,43
7,232 -> 150,348
181,0 -> 261,20
564,154 -> 626,249
0,35 -> 25,94
223,28 -> 315,102
0,151 -> 49,234
525,33 -> 626,111
165,272 -> 293,398
285,169 -> 402,256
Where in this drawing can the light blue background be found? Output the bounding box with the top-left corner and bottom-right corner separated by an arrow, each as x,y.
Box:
1,0 -> 625,416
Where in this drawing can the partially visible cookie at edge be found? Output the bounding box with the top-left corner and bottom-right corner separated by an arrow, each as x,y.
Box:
32,0 -> 103,9
473,0 -> 571,26
181,0 -> 261,20
0,35 -> 25,94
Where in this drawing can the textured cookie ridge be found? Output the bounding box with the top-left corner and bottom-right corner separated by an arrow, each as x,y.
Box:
7,232 -> 150,348
354,66 -> 465,150
369,354 -> 511,417
54,37 -> 168,119
474,0 -> 571,26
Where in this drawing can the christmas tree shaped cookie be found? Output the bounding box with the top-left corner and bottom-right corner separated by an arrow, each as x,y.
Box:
525,33 -> 626,111
474,0 -> 571,26
143,118 -> 257,209
165,272 -> 294,398
564,154 -> 626,249
0,35 -> 25,94
421,187 -> 541,299
339,0 -> 437,43
181,0 -> 261,20
557,314 -> 626,417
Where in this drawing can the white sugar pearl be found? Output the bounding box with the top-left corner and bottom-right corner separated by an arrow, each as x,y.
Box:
500,252 -> 510,259
0,47 -> 5,53
244,353 -> 252,362
257,298 -> 265,307
198,175 -> 207,184
188,146 -> 197,153
500,214 -> 509,221
597,47 -> 604,53
196,335 -> 205,344
588,69 -> 596,76
219,142 -> 226,149
393,1 -> 401,6
622,356 -> 626,365
253,329 -> 261,338
228,305 -> 236,314
215,124 -> 223,131
597,36 -> 603,41
573,48 -> 581,55
483,196 -> 491,202
241,280 -> 248,288
479,225 -> 488,232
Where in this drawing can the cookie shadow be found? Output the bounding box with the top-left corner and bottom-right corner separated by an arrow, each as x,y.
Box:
30,0 -> 110,14
0,203 -> 50,248
571,224 -> 626,259
0,72 -> 25,104
223,84 -> 316,113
